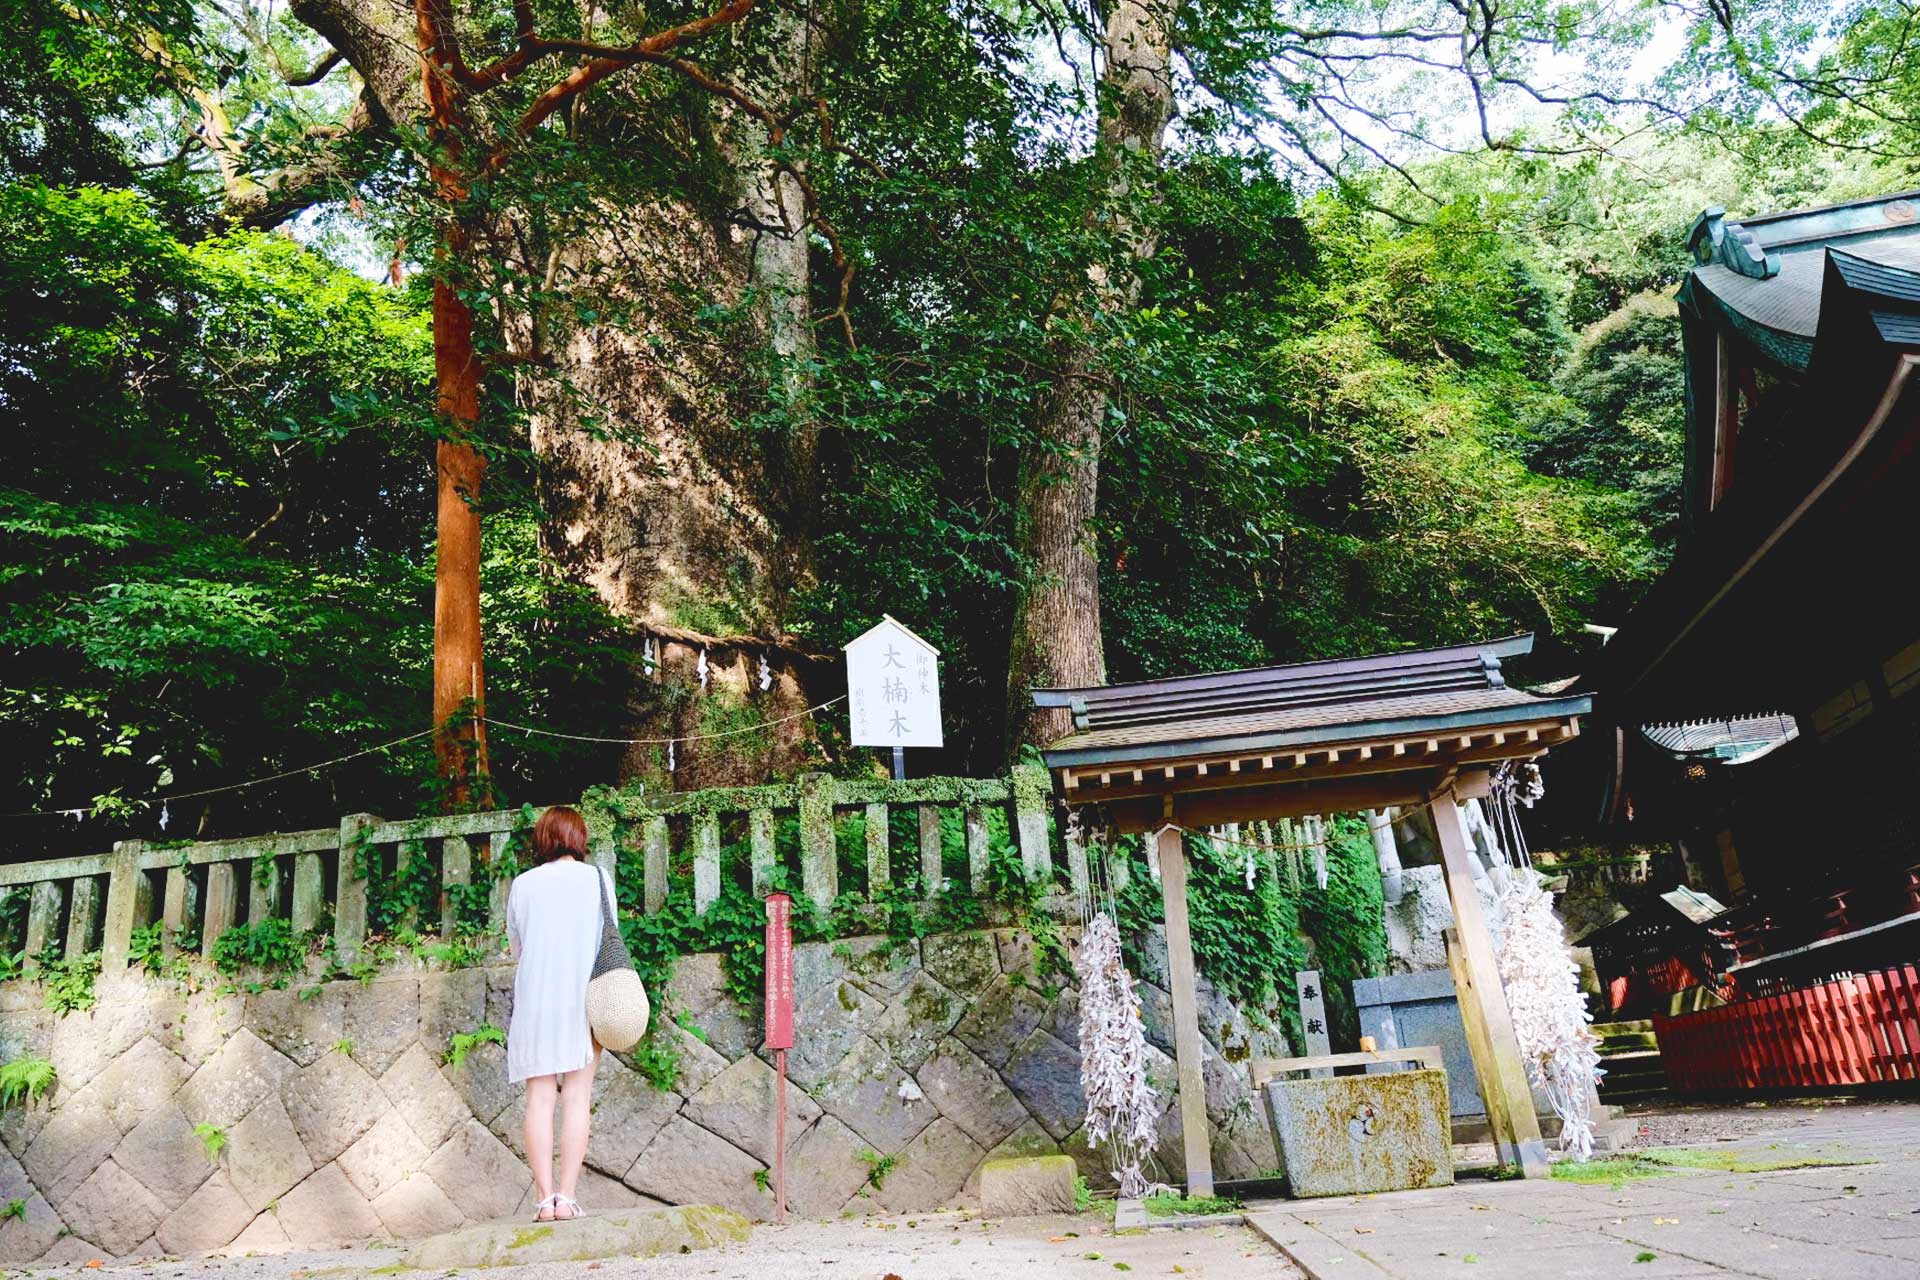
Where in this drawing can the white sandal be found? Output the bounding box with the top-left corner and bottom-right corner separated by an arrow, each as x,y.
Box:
533,1194 -> 560,1222
554,1195 -> 586,1221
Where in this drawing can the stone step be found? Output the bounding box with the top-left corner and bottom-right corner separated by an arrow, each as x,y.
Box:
1590,1019 -> 1655,1038
1598,1051 -> 1668,1102
1599,1049 -> 1666,1072
1597,1031 -> 1660,1053
402,1205 -> 750,1270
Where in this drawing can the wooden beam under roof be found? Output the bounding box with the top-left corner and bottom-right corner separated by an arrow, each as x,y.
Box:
1058,720 -> 1571,803
1099,768 -> 1493,833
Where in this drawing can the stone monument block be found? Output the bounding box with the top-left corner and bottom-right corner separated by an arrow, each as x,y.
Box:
1260,1068 -> 1452,1198
978,1154 -> 1078,1217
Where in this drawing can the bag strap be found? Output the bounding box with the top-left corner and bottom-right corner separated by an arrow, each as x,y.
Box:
590,864 -> 635,979
595,866 -> 617,938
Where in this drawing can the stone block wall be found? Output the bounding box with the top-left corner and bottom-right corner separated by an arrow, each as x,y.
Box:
0,928 -> 1275,1263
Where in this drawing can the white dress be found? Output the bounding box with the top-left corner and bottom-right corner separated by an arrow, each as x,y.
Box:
505,859 -> 611,1084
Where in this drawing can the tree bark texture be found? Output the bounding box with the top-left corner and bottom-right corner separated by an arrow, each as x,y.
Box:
736,0 -> 823,592
1005,0 -> 1176,755
531,9 -> 832,787
528,195 -> 829,786
419,0 -> 491,806
292,0 -> 828,788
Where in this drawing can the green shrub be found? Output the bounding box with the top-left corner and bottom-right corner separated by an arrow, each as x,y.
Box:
210,918 -> 307,974
194,1121 -> 227,1163
627,1030 -> 681,1093
39,950 -> 101,1016
858,1149 -> 898,1190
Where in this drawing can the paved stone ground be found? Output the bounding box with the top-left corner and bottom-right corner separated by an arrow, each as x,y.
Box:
18,1100 -> 1920,1280
1247,1098 -> 1920,1280
7,1209 -> 1302,1279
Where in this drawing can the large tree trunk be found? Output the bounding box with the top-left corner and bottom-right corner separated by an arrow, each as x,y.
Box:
739,0 -> 823,595
1005,0 -> 1176,754
293,0 -> 831,789
429,262 -> 492,803
417,0 -> 499,807
290,0 -> 503,802
530,12 -> 833,789
529,193 -> 830,788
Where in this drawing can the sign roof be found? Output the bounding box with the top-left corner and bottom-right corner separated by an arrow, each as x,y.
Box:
845,614 -> 940,657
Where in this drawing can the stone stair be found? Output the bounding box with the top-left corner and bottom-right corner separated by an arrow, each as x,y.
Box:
1594,1019 -> 1667,1105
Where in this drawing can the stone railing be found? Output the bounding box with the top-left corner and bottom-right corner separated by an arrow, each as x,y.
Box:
0,767 -> 1083,974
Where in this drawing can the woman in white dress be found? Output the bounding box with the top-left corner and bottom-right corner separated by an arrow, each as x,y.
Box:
506,806 -> 610,1222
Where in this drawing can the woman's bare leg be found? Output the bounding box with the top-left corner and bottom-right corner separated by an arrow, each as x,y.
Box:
554,1045 -> 603,1215
524,1075 -> 559,1218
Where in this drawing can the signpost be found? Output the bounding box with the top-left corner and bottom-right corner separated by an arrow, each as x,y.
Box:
845,616 -> 942,779
1297,969 -> 1333,1078
764,893 -> 795,1221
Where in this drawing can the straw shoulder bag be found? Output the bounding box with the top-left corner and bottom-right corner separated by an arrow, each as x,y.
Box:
585,871 -> 649,1052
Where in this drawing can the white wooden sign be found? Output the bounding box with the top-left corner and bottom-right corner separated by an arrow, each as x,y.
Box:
1296,969 -> 1333,1078
846,616 -> 943,748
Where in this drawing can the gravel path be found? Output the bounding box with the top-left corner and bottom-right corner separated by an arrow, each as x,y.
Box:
13,1210 -> 1303,1280
1620,1097 -> 1861,1149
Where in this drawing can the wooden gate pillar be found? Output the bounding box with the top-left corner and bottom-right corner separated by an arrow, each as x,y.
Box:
1433,787 -> 1550,1177
1155,823 -> 1215,1197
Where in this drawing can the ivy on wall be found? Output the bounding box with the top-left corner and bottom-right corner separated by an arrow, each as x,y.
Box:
1102,815 -> 1387,1056
1301,815 -> 1389,1047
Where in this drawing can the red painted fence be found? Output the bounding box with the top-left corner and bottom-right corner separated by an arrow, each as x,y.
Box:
1653,966 -> 1920,1092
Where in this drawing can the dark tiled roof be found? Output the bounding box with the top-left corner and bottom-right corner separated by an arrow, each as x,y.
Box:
1695,236 -> 1920,336
1639,713 -> 1798,756
1034,635 -> 1590,765
1685,195 -> 1920,368
1832,247 -> 1920,301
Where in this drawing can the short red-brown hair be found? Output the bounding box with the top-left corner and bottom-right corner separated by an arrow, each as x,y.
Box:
529,806 -> 590,864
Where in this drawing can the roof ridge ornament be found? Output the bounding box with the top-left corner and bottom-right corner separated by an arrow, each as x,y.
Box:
1689,206 -> 1778,281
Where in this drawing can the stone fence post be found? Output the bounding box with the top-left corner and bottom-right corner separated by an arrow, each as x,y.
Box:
335,813 -> 379,964
22,881 -> 60,974
798,773 -> 837,912
100,839 -> 148,972
1010,764 -> 1054,885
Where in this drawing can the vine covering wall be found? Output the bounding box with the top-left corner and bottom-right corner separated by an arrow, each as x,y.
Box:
1101,816 -> 1388,1057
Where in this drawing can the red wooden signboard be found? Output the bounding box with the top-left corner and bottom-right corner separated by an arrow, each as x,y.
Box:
765,893 -> 795,1221
765,892 -> 794,1050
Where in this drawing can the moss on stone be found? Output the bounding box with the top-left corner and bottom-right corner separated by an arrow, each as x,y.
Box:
509,1225 -> 556,1250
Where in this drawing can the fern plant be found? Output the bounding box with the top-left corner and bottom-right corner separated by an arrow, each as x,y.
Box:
443,1024 -> 506,1070
0,1055 -> 55,1109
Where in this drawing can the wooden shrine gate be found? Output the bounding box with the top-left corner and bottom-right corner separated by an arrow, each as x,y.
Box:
1034,634 -> 1591,1188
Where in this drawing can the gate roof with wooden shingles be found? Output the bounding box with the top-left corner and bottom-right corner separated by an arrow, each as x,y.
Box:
1034,634 -> 1589,831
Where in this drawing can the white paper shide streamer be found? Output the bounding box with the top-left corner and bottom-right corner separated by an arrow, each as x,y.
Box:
1494,869 -> 1603,1158
1075,912 -> 1160,1197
